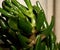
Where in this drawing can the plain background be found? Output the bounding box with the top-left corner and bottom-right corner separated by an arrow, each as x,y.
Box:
0,0 -> 60,42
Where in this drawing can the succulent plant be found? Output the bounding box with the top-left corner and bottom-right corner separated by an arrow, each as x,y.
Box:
0,0 -> 59,50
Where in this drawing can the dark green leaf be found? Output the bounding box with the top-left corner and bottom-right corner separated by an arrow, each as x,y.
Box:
18,17 -> 32,35
11,0 -> 29,17
8,18 -> 18,31
35,35 -> 41,50
24,0 -> 32,10
16,32 -> 29,48
49,32 -> 56,50
36,10 -> 45,32
0,8 -> 13,17
36,1 -> 48,27
42,16 -> 55,36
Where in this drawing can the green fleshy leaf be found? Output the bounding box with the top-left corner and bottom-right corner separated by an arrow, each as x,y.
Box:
11,0 -> 29,17
16,32 -> 29,48
36,1 -> 48,27
42,16 -> 55,36
35,35 -> 41,50
24,0 -> 33,10
5,0 -> 26,18
0,8 -> 13,17
18,17 -> 32,35
49,32 -> 56,50
36,10 -> 45,32
8,18 -> 18,31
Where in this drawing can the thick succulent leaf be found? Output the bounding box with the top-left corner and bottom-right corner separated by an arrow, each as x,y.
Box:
2,1 -> 10,12
49,32 -> 56,43
24,0 -> 33,10
36,1 -> 48,27
2,1 -> 18,17
36,1 -> 42,11
35,35 -> 41,50
11,0 -> 30,17
33,2 -> 48,31
42,16 -> 55,36
18,17 -> 32,35
16,32 -> 29,48
11,0 -> 27,11
49,42 -> 55,50
5,0 -> 12,7
0,8 -> 13,17
4,0 -> 26,18
33,5 -> 40,14
36,10 -> 45,32
8,18 -> 18,31
49,32 -> 56,50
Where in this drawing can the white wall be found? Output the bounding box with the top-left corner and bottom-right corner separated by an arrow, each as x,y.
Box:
46,0 -> 54,24
55,0 -> 60,42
